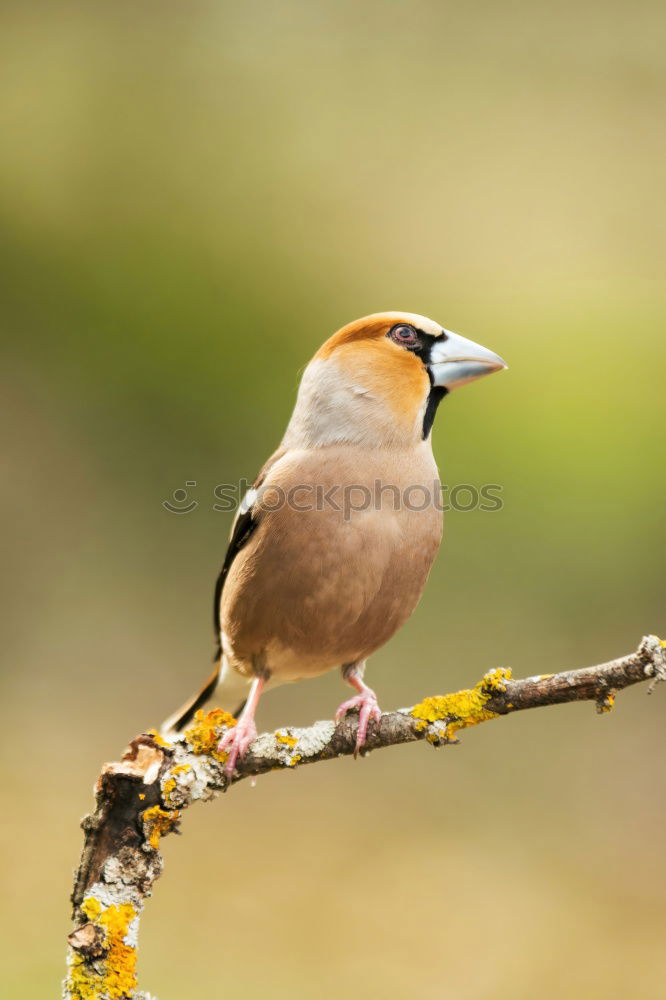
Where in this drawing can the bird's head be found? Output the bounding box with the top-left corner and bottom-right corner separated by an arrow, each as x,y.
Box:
284,312 -> 507,449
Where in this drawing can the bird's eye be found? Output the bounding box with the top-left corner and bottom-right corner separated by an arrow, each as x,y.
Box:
389,324 -> 418,346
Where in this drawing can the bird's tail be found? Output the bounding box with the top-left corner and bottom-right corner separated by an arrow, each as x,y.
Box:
161,658 -> 251,735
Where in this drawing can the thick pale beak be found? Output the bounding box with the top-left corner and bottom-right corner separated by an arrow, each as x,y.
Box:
429,329 -> 507,390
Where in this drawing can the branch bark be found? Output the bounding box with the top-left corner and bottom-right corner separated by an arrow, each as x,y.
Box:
64,635 -> 666,1000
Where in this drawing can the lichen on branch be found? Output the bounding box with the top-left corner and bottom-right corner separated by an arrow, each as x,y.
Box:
64,635 -> 665,1000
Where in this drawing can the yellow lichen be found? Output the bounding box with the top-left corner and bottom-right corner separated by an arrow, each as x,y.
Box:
597,693 -> 616,714
411,668 -> 512,741
142,804 -> 180,849
276,730 -> 299,748
184,708 -> 235,761
145,728 -> 170,749
480,666 -> 513,694
161,763 -> 192,806
66,897 -> 137,1000
161,777 -> 177,805
287,754 -> 302,767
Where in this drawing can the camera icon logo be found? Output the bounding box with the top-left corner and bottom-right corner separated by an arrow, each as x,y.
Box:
162,481 -> 199,514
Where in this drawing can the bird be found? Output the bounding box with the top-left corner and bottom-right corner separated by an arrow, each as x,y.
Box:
162,312 -> 506,778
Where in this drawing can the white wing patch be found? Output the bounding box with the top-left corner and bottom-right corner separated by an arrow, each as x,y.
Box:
239,488 -> 258,516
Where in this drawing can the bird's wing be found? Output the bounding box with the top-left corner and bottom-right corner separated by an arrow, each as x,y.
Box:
212,447 -> 286,656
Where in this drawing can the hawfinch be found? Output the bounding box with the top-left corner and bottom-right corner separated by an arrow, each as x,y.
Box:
164,312 -> 506,776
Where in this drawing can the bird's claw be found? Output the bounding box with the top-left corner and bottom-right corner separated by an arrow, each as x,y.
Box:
335,690 -> 382,757
217,716 -> 258,781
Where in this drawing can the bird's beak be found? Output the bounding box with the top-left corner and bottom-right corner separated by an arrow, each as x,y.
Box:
429,330 -> 507,390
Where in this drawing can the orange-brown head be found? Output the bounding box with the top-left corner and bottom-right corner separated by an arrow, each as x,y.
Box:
284,312 -> 506,449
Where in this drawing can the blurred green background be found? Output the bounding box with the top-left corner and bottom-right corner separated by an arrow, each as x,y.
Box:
1,1 -> 664,997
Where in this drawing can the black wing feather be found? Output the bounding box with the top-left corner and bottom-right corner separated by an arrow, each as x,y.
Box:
212,505 -> 258,658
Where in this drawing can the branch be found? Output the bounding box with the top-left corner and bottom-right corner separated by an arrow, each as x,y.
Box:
64,635 -> 666,1000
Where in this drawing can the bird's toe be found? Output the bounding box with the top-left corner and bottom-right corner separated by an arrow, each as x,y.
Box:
217,717 -> 258,780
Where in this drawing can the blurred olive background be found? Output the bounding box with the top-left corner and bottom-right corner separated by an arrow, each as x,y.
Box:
1,1 -> 665,997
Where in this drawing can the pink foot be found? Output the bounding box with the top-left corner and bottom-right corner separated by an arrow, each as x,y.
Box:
217,715 -> 258,780
216,675 -> 264,782
335,688 -> 382,756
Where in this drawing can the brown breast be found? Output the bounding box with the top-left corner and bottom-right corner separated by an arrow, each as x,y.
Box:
220,443 -> 443,683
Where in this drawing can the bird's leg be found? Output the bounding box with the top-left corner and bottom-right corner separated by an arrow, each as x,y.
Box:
217,675 -> 264,780
335,661 -> 382,757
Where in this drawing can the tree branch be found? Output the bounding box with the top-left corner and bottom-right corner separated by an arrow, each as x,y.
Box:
64,635 -> 666,1000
